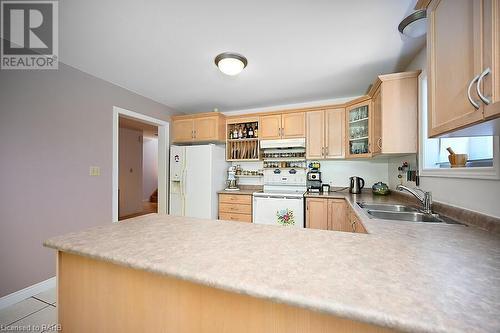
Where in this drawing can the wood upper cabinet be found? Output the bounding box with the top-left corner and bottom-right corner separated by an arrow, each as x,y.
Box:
259,114 -> 282,139
172,112 -> 225,143
371,88 -> 383,154
427,0 -> 500,137
306,109 -> 345,160
325,108 -> 346,158
482,0 -> 500,119
282,112 -> 306,138
306,111 -> 325,159
305,198 -> 329,230
172,118 -> 194,143
371,71 -> 419,154
193,116 -> 219,141
260,112 -> 305,140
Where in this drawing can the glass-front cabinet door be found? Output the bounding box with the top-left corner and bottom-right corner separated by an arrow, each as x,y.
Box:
346,100 -> 372,158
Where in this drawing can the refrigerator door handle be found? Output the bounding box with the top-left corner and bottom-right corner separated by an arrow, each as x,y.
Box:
180,168 -> 187,215
180,168 -> 187,195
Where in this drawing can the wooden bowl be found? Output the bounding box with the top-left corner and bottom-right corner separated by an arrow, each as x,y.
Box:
448,154 -> 468,168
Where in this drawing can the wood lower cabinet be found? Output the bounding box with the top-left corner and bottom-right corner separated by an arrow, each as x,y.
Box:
218,193 -> 252,223
260,112 -> 305,140
306,108 -> 345,160
305,198 -> 329,230
327,199 -> 349,231
172,112 -> 226,143
219,212 -> 252,223
347,205 -> 367,234
427,0 -> 500,136
306,198 -> 366,233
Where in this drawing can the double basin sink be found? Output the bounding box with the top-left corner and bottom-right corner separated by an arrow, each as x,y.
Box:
357,203 -> 447,223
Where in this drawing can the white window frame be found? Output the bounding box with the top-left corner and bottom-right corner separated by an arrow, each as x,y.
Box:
417,72 -> 500,180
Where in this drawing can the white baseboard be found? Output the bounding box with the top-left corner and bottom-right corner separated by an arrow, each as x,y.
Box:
0,277 -> 56,310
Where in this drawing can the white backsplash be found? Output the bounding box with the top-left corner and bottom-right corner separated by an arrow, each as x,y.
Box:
317,158 -> 389,188
231,161 -> 264,186
231,159 -> 391,189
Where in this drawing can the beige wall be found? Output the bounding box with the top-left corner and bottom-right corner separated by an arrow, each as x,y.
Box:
0,63 -> 176,297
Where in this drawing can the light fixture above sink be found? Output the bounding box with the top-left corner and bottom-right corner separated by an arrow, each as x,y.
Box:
214,52 -> 248,76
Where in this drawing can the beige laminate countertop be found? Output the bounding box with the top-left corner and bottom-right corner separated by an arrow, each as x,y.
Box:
44,192 -> 500,333
217,189 -> 260,195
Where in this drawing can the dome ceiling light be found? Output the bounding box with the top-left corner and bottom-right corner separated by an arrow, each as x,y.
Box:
214,52 -> 248,76
398,9 -> 427,38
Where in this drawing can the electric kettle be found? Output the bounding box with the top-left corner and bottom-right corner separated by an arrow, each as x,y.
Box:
349,176 -> 365,194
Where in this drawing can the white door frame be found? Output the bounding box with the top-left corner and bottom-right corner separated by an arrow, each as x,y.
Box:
112,106 -> 169,222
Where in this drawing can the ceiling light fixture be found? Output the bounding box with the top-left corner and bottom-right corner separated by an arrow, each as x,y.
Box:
214,52 -> 248,76
398,9 -> 427,38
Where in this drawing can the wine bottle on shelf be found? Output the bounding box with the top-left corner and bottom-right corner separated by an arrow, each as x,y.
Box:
238,125 -> 243,139
242,124 -> 247,138
248,123 -> 254,138
233,126 -> 238,139
254,123 -> 258,137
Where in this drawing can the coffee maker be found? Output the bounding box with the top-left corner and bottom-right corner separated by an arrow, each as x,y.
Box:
307,162 -> 322,193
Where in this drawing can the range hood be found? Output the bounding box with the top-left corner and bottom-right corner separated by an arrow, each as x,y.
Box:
260,138 -> 306,149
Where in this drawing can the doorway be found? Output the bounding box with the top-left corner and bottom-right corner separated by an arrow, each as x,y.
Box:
112,107 -> 169,222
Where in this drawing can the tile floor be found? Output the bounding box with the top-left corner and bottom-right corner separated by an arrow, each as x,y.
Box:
0,288 -> 57,332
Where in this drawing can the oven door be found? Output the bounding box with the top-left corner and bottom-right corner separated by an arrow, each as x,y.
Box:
252,195 -> 304,228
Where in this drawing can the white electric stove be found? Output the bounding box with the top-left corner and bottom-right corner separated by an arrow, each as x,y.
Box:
252,168 -> 306,228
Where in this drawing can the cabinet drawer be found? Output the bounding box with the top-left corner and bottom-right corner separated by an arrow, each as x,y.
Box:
219,212 -> 252,223
219,194 -> 252,205
219,203 -> 252,215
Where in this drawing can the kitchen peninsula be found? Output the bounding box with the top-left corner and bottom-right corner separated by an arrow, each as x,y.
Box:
44,194 -> 500,333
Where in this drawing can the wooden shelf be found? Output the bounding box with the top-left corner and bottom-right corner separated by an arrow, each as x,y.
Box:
262,157 -> 306,162
226,120 -> 260,161
227,138 -> 259,142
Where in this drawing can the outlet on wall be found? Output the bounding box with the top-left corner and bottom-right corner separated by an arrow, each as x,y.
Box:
89,166 -> 101,176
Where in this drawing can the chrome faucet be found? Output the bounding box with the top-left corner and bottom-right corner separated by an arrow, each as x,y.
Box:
396,185 -> 433,214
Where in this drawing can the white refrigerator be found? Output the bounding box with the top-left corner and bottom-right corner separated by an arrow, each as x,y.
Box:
169,144 -> 227,219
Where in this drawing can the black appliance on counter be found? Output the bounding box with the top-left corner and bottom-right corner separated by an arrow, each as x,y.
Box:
307,171 -> 322,193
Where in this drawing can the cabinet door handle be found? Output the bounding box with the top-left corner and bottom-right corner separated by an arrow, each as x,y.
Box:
325,146 -> 329,156
467,74 -> 481,110
377,137 -> 382,149
321,147 -> 324,156
476,67 -> 491,105
351,221 -> 356,232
